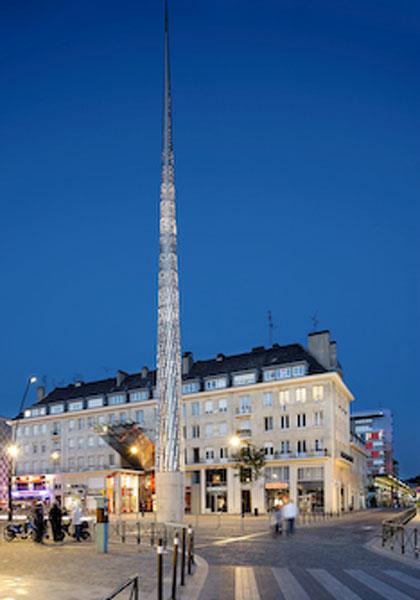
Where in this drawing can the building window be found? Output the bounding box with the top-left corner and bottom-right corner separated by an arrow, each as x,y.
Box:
78,437 -> 84,449
314,411 -> 323,426
298,466 -> 323,481
263,392 -> 273,407
182,382 -> 200,394
218,399 -> 227,413
68,458 -> 75,470
292,365 -> 306,377
233,372 -> 256,386
109,394 -> 125,406
313,385 -> 324,401
182,404 -> 187,418
296,388 -> 307,403
51,422 -> 60,435
297,440 -> 307,454
192,425 -> 200,439
281,415 -> 290,429
205,377 -> 227,391
239,395 -> 251,414
205,424 -> 213,438
120,412 -> 127,424
87,436 -> 95,447
264,443 -> 274,457
264,416 -> 274,431
205,448 -> 215,461
191,402 -> 200,416
68,438 -> 75,449
279,390 -> 290,406
87,397 -> 104,409
204,401 -> 213,415
78,418 -> 84,430
68,401 -> 84,412
109,454 -> 115,466
50,404 -> 64,415
219,422 -> 228,436
69,420 -> 76,431
130,390 -> 149,403
220,447 -> 228,460
193,448 -> 200,463
135,410 -> 145,425
297,413 -> 306,428
281,440 -> 290,454
315,439 -> 323,452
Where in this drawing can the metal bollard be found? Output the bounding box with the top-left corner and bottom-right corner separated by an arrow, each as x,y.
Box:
171,532 -> 179,600
136,522 -> 141,545
414,528 -> 419,559
157,538 -> 164,600
180,527 -> 186,586
151,522 -> 155,547
121,520 -> 126,544
401,527 -> 405,555
187,525 -> 193,575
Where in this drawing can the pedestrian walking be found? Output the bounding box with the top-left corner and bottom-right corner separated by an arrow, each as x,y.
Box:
282,499 -> 298,536
49,500 -> 63,542
72,503 -> 82,542
273,505 -> 282,535
33,502 -> 45,543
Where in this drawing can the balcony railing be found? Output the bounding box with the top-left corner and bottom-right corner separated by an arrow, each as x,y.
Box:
235,407 -> 252,417
272,449 -> 329,460
236,429 -> 252,438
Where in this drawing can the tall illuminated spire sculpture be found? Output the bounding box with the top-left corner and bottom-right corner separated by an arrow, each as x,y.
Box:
155,0 -> 184,523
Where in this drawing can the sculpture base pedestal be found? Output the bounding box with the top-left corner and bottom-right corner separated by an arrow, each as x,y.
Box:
155,471 -> 184,524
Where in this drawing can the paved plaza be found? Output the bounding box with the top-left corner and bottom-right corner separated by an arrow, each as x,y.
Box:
0,510 -> 419,599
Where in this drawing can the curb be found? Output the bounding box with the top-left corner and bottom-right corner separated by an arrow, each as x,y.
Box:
365,535 -> 420,571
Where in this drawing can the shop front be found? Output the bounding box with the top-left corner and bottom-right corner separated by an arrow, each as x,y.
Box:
265,466 -> 290,511
205,469 -> 228,513
297,466 -> 324,513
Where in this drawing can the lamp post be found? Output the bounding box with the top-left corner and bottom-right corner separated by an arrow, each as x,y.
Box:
18,375 -> 38,416
7,444 -> 19,522
51,451 -> 60,474
7,375 -> 37,522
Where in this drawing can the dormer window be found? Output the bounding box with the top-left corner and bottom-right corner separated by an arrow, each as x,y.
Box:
130,390 -> 149,403
50,404 -> 64,415
108,394 -> 126,406
182,382 -> 200,395
204,377 -> 227,391
232,372 -> 256,387
68,401 -> 84,412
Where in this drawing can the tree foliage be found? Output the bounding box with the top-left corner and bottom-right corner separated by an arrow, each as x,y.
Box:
232,444 -> 266,482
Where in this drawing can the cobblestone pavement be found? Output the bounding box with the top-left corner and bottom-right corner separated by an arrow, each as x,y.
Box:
194,509 -> 420,599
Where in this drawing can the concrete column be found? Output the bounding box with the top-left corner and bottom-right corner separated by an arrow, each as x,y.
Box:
200,469 -> 206,514
227,467 -> 240,514
155,471 -> 184,523
289,465 -> 297,503
252,478 -> 265,514
324,459 -> 334,513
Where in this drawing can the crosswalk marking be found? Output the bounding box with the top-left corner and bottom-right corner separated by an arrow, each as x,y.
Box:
308,568 -> 362,600
235,567 -> 260,600
272,567 -> 310,600
385,570 -> 420,591
346,569 -> 415,600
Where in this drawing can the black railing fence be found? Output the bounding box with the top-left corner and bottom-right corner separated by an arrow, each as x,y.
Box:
382,507 -> 418,559
101,523 -> 196,600
104,576 -> 139,600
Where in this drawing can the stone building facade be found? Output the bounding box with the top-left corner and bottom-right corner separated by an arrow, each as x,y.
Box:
11,331 -> 367,514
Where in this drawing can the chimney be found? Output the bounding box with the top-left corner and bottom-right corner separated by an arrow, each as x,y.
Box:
307,330 -> 333,370
116,370 -> 128,387
329,341 -> 338,369
36,386 -> 45,402
182,352 -> 193,376
141,366 -> 149,380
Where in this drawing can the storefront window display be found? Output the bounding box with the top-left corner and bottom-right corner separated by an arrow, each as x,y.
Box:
297,467 -> 324,512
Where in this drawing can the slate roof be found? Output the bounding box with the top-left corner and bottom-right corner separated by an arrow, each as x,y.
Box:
26,343 -> 328,413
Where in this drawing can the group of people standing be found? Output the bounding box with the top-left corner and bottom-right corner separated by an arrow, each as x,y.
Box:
272,498 -> 298,536
31,500 -> 84,543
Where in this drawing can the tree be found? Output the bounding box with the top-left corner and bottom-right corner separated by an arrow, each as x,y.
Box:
232,444 -> 266,482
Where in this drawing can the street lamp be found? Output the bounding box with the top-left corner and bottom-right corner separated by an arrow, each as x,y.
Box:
229,435 -> 242,450
7,444 -> 19,522
130,446 -> 139,456
18,375 -> 38,415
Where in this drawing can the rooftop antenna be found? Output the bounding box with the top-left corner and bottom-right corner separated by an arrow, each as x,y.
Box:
267,310 -> 274,346
311,310 -> 319,332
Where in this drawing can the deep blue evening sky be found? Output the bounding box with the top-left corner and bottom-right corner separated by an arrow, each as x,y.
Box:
0,1 -> 419,476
